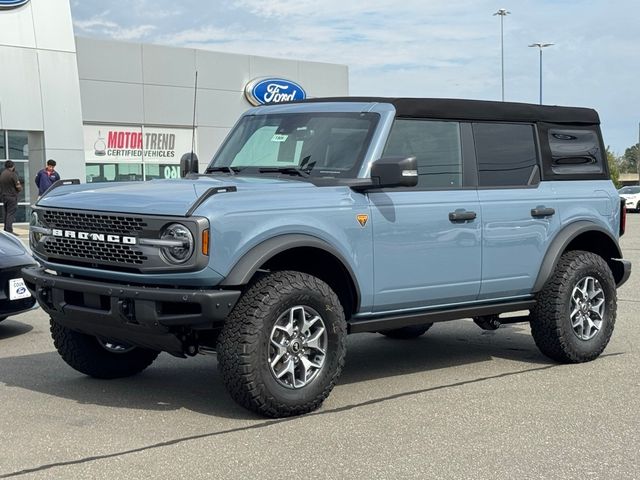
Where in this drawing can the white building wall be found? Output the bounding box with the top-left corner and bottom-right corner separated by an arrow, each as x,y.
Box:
76,37 -> 349,171
0,0 -> 84,206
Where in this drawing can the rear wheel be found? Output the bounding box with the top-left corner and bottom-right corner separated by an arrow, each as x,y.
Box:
217,271 -> 347,417
379,323 -> 433,339
50,320 -> 159,378
529,250 -> 616,363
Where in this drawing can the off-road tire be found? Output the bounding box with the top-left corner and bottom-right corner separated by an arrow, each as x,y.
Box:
217,271 -> 347,418
50,320 -> 160,378
529,250 -> 616,363
379,323 -> 433,339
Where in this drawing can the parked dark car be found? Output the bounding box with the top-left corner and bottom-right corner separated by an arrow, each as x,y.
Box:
0,231 -> 36,322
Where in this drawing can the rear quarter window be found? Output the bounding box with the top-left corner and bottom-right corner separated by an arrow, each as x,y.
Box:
548,129 -> 603,175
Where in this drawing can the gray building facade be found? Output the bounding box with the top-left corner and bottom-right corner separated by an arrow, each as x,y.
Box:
1,0 -> 348,223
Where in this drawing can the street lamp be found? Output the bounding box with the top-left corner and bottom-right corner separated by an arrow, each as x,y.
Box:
493,8 -> 511,101
528,42 -> 554,104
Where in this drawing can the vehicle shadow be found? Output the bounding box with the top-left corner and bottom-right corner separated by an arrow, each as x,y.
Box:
0,321 -> 552,420
0,319 -> 34,340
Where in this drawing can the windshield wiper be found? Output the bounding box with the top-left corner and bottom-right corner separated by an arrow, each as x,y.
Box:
258,167 -> 311,178
205,166 -> 241,175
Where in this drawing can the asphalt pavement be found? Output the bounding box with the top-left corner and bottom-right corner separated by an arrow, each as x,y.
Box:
1,218 -> 639,479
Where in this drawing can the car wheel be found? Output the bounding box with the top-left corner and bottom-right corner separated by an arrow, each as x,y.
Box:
379,323 -> 433,339
529,250 -> 616,363
217,271 -> 347,418
636,201 -> 640,212
50,320 -> 159,378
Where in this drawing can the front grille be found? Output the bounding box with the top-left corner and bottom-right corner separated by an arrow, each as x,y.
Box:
44,238 -> 148,265
42,210 -> 147,236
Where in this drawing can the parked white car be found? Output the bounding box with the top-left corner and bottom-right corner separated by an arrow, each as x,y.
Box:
619,186 -> 640,212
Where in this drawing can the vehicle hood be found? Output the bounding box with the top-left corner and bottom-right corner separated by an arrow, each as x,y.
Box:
35,176 -> 316,216
0,231 -> 30,258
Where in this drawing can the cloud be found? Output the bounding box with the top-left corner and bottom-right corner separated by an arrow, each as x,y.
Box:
73,12 -> 156,41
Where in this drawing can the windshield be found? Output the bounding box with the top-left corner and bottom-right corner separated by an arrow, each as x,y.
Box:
619,186 -> 640,194
208,112 -> 379,177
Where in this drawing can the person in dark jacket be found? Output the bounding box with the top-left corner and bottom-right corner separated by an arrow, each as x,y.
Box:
0,160 -> 22,234
35,159 -> 61,197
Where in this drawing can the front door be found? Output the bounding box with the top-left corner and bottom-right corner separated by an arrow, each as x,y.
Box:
369,119 -> 482,313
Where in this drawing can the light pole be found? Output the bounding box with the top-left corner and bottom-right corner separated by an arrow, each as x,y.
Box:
493,8 -> 510,101
528,42 -> 554,104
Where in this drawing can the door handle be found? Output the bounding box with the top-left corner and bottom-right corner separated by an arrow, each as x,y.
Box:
531,207 -> 555,218
449,210 -> 477,222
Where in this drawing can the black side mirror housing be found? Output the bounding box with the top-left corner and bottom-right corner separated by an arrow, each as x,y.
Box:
370,156 -> 418,188
180,152 -> 199,178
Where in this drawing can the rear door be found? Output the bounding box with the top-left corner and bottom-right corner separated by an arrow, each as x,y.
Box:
369,119 -> 482,312
473,122 -> 562,299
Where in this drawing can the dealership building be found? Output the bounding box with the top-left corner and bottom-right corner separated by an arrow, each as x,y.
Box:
0,0 -> 349,223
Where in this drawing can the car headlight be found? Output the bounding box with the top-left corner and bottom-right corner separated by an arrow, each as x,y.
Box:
159,223 -> 194,264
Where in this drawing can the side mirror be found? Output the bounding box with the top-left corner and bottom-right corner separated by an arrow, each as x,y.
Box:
180,152 -> 199,178
370,156 -> 418,188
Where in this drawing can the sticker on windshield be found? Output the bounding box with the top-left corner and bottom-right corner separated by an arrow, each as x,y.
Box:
271,134 -> 288,142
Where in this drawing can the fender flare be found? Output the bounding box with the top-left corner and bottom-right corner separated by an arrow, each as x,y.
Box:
532,221 -> 623,293
220,234 -> 361,308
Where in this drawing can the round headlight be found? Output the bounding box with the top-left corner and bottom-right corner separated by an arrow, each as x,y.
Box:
160,223 -> 194,264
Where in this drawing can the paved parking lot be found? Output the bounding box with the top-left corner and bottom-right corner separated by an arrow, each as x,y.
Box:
1,218 -> 639,479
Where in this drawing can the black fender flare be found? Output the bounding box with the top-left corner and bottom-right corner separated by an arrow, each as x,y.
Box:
532,221 -> 623,292
220,234 -> 361,308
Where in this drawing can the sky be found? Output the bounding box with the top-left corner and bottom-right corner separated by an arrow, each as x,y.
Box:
70,0 -> 639,156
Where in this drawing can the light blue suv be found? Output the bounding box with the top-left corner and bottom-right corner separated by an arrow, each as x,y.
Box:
23,98 -> 631,417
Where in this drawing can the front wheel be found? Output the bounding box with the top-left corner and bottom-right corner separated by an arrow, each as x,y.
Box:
529,250 -> 616,363
217,271 -> 347,417
50,320 -> 160,378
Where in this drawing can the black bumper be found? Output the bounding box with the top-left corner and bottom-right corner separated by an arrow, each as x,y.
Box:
0,264 -> 37,318
21,266 -> 241,354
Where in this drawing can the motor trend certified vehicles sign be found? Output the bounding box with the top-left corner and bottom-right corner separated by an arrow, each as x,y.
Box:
244,78 -> 306,106
0,0 -> 30,10
84,125 -> 195,163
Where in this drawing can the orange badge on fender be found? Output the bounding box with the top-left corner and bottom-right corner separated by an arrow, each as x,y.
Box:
357,214 -> 369,227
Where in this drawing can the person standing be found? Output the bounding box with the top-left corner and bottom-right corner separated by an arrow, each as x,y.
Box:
35,159 -> 61,197
0,160 -> 22,234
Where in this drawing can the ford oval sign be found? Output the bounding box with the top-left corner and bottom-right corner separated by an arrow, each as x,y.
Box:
244,78 -> 306,106
0,0 -> 30,9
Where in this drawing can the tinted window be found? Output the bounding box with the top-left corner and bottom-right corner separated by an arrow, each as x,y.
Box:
473,123 -> 538,187
620,186 -> 640,194
548,129 -> 603,175
383,119 -> 462,188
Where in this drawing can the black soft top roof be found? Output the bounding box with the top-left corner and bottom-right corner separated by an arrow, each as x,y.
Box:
296,97 -> 600,125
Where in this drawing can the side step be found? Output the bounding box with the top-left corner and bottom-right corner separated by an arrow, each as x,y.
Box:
348,300 -> 535,334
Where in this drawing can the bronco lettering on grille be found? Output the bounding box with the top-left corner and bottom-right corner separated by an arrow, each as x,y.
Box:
51,229 -> 137,245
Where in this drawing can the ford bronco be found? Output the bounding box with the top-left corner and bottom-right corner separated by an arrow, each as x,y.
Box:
23,97 -> 631,417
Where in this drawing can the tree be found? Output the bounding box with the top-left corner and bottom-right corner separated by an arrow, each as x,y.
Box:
606,147 -> 620,188
619,143 -> 639,174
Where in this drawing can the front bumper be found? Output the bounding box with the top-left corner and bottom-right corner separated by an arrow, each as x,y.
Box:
22,266 -> 241,354
1,264 -> 37,318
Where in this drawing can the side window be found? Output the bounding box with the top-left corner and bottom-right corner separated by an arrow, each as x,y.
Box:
473,123 -> 539,187
383,119 -> 462,188
548,129 -> 603,175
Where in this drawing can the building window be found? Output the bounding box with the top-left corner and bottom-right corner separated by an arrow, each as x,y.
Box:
0,130 -> 31,224
83,125 -> 193,183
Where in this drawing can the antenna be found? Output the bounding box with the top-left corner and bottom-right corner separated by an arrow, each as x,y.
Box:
191,70 -> 198,163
